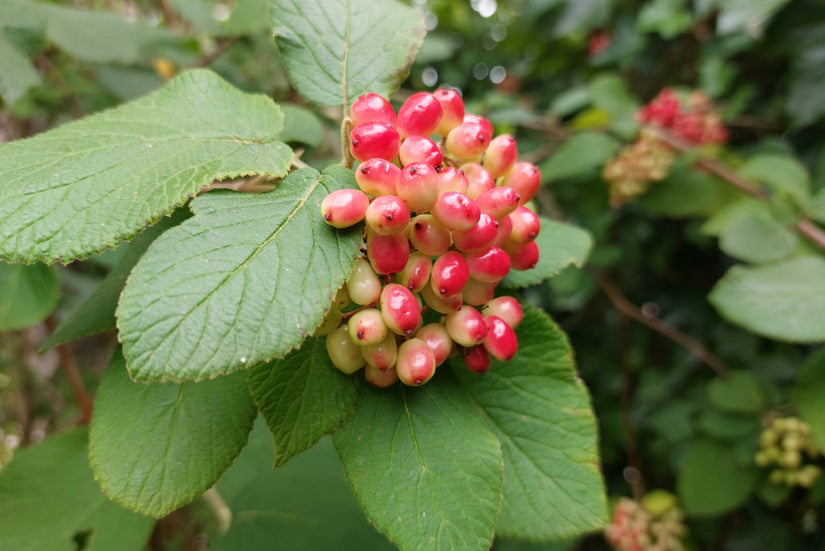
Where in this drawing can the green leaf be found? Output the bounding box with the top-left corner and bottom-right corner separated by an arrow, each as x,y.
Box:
715,0 -> 791,35
588,75 -> 639,139
0,428 -> 153,551
0,262 -> 59,331
334,376 -> 503,551
739,153 -> 811,206
0,69 -> 293,264
638,0 -> 694,38
280,104 -> 325,146
453,306 -> 608,539
118,165 -> 363,382
0,30 -> 40,104
271,0 -> 425,107
808,188 -> 825,225
677,438 -> 758,516
541,131 -> 621,181
697,410 -> 760,440
791,348 -> 825,451
248,336 -> 359,467
503,218 -> 593,288
718,212 -> 797,264
89,348 -> 257,517
708,256 -> 825,343
700,197 -> 773,237
640,161 -> 730,217
495,538 -> 578,551
212,420 -> 395,550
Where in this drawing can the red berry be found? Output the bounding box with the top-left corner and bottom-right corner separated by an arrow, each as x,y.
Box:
350,93 -> 396,126
491,213 -> 513,246
356,158 -> 400,196
503,240 -> 539,270
431,251 -> 470,298
365,195 -> 410,235
361,333 -> 398,371
399,135 -> 443,167
415,323 -> 453,366
409,214 -> 451,256
483,315 -> 518,361
483,296 -> 523,329
463,345 -> 491,374
396,338 -> 437,386
396,92 -> 443,138
367,230 -> 409,275
437,166 -> 469,195
349,122 -> 400,162
420,283 -> 463,314
321,189 -> 369,228
433,88 -> 464,136
431,191 -> 480,231
396,252 -> 433,293
348,308 -> 388,346
463,114 -> 494,138
461,163 -> 495,198
476,186 -> 520,219
347,258 -> 381,305
445,122 -> 491,159
445,305 -> 488,347
326,325 -> 365,374
465,245 -> 511,283
364,364 -> 398,387
500,162 -> 540,205
398,162 -> 440,212
482,134 -> 517,178
452,212 -> 498,252
507,206 -> 540,244
462,278 -> 496,306
380,283 -> 421,336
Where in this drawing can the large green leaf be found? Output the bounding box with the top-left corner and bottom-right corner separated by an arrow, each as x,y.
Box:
715,0 -> 791,35
503,218 -> 593,288
540,132 -> 621,182
0,30 -> 40,104
453,306 -> 608,539
708,256 -> 825,343
791,348 -> 825,451
248,336 -> 360,467
677,438 -> 757,516
89,349 -> 257,517
0,428 -> 153,551
0,69 -> 292,264
334,376 -> 503,551
0,262 -> 59,331
588,75 -> 639,138
718,212 -> 797,264
118,165 -> 363,382
739,153 -> 810,207
271,0 -> 425,107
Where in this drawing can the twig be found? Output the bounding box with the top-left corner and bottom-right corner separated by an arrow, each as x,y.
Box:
44,316 -> 93,424
202,487 -> 232,535
617,313 -> 646,500
341,117 -> 354,168
155,0 -> 184,30
193,37 -> 240,68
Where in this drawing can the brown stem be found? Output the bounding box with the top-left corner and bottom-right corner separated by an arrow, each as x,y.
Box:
341,117 -> 354,168
618,315 -> 646,500
155,0 -> 184,30
193,37 -> 240,68
45,316 -> 93,424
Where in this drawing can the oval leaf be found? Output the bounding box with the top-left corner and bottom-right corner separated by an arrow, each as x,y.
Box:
0,262 -> 59,331
0,69 -> 292,263
791,348 -> 825,451
117,165 -> 363,382
677,439 -> 757,516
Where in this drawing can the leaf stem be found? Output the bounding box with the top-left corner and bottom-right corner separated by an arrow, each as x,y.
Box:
202,487 -> 232,535
341,117 -> 354,168
45,315 -> 93,424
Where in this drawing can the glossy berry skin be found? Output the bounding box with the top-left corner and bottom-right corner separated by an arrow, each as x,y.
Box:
365,195 -> 410,235
501,162 -> 541,205
347,308 -> 388,347
491,213 -> 513,246
463,345 -> 491,374
483,296 -> 523,328
476,186 -> 520,219
445,305 -> 488,347
465,246 -> 511,283
396,338 -> 437,386
483,134 -> 517,178
409,214 -> 451,256
364,364 -> 399,387
361,332 -> 398,371
399,135 -> 443,167
326,325 -> 365,374
504,240 -> 539,271
349,122 -> 401,162
321,189 -> 369,228
433,88 -> 464,136
462,278 -> 496,306
398,162 -> 440,212
356,158 -> 400,196
507,206 -> 540,244
380,283 -> 421,336
461,163 -> 495,198
396,252 -> 432,293
347,258 -> 382,305
420,283 -> 463,314
396,92 -> 443,138
445,122 -> 491,160
437,166 -> 469,195
452,212 -> 498,252
415,323 -> 453,366
483,315 -> 518,361
431,191 -> 480,231
431,251 -> 470,298
367,230 -> 409,275
350,93 -> 396,126
463,114 -> 494,139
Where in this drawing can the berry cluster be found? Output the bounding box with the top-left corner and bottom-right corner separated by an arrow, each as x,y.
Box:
319,90 -> 541,387
605,495 -> 687,551
637,88 -> 728,145
603,131 -> 674,207
755,417 -> 822,488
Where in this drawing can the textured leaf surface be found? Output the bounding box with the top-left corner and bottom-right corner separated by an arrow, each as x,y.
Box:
453,306 -> 607,539
90,349 -> 257,517
677,439 -> 757,516
272,0 -> 425,107
792,348 -> 825,451
0,69 -> 292,263
503,218 -> 593,288
0,262 -> 59,331
0,428 -> 153,551
249,336 -> 359,467
118,166 -> 363,382
709,256 -> 825,343
334,376 -> 503,551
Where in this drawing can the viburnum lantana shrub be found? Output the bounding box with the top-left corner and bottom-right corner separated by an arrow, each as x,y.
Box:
0,0 -> 606,550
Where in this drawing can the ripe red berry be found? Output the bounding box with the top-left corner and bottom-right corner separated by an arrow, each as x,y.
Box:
396,252 -> 433,293
367,230 -> 409,275
463,345 -> 491,374
500,162 -> 540,205
348,308 -> 388,347
380,283 -> 421,336
445,122 -> 491,160
483,315 -> 518,361
350,93 -> 396,126
409,214 -> 451,256
483,296 -> 523,329
491,213 -> 513,246
465,245 -> 511,283
431,191 -> 481,231
396,92 -> 443,138
507,205 -> 540,244
463,114 -> 494,138
399,135 -> 443,167
326,325 -> 365,374
398,162 -> 440,212
356,158 -> 400,196
483,134 -> 518,178
431,251 -> 470,298
433,88 -> 464,136
396,338 -> 437,386
361,333 -> 398,371
365,195 -> 410,235
415,323 -> 453,366
364,364 -> 399,387
445,305 -> 488,347
461,163 -> 495,198
420,283 -> 463,314
437,166 -> 469,195
476,186 -> 520,219
452,212 -> 498,252
503,240 -> 539,270
321,189 -> 369,228
347,258 -> 382,306
462,278 -> 496,306
349,122 -> 400,162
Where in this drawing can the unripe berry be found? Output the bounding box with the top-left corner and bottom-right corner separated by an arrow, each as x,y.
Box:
415,323 -> 453,366
504,240 -> 539,270
433,87 -> 464,136
396,252 -> 433,293
431,191 -> 481,231
332,285 -> 351,310
482,134 -> 517,178
350,93 -> 396,126
420,283 -> 463,314
476,186 -> 520,219
507,206 -> 541,244
452,212 -> 498,252
348,308 -> 388,346
463,345 -> 491,374
399,135 -> 443,167
462,278 -> 496,306
364,364 -> 399,388
465,246 -> 511,283
361,332 -> 398,371
347,258 -> 382,305
461,163 -> 495,198
349,122 -> 401,162
396,92 -> 443,138
445,122 -> 491,159
445,305 -> 488,347
367,230 -> 409,275
398,162 -> 440,212
501,162 -> 541,205
483,296 -> 523,328
491,213 -> 513,246
321,189 -> 369,228
463,114 -> 494,139
356,158 -> 400,196
312,308 -> 343,336
431,251 -> 470,298
409,214 -> 451,256
437,166 -> 469,195
365,195 -> 410,235
380,283 -> 421,336
483,315 -> 518,361
396,338 -> 437,386
326,325 -> 365,374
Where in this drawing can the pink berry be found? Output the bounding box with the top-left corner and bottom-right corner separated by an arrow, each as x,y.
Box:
483,315 -> 518,361
461,163 -> 495,198
321,189 -> 369,228
398,162 -> 440,212
465,246 -> 511,283
415,323 -> 453,366
396,338 -> 437,386
364,364 -> 399,387
356,158 -> 400,196
361,333 -> 398,371
326,325 -> 365,374
431,251 -> 469,298
380,283 -> 421,336
431,191 -> 481,231
501,162 -> 541,205
482,134 -> 517,178
491,214 -> 513,246
503,240 -> 539,271
396,92 -> 443,138
350,93 -> 396,126
396,252 -> 433,293
476,186 -> 520,219
507,206 -> 540,244
347,258 -> 381,305
437,166 -> 469,195
445,305 -> 488,347
367,230 -> 409,275
463,114 -> 494,138
347,308 -> 388,347
433,88 -> 464,136
399,135 -> 443,167
445,122 -> 491,159
409,214 -> 451,256
462,278 -> 496,306
349,122 -> 400,162
420,283 -> 463,314
365,195 -> 410,235
463,345 -> 491,374
483,296 -> 523,329
452,212 -> 498,252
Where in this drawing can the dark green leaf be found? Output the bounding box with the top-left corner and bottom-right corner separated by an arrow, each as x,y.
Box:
707,370 -> 764,414
791,347 -> 825,451
541,132 -> 621,181
697,410 -> 760,440
588,75 -> 639,138
0,262 -> 59,331
677,439 -> 758,516
640,162 -> 730,218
